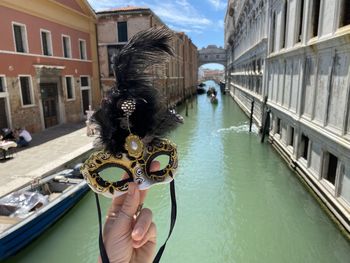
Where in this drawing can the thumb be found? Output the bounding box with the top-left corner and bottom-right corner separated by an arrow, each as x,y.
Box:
118,182 -> 139,225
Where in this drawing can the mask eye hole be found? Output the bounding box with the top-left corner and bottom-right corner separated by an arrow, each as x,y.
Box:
152,155 -> 170,171
98,166 -> 129,184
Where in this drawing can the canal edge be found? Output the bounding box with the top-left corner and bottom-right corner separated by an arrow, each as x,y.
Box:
270,137 -> 350,243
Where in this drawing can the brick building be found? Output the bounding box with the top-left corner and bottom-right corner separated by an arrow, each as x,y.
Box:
96,6 -> 198,106
0,0 -> 101,133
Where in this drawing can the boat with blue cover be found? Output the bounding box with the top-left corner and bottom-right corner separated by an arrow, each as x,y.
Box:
0,167 -> 89,260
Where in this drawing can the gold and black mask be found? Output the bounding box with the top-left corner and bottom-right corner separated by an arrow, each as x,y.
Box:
81,136 -> 178,198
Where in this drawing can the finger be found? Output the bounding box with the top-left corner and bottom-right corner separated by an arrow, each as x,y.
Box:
109,161 -> 161,213
132,208 -> 153,241
118,182 -> 140,225
110,172 -> 130,210
109,195 -> 126,214
139,161 -> 160,203
132,222 -> 157,248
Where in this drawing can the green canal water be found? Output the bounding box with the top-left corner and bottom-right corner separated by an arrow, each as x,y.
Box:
6,80 -> 350,262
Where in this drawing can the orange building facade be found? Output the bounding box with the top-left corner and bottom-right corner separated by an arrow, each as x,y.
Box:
0,0 -> 101,133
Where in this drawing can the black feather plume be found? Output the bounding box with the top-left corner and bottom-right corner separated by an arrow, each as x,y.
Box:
93,26 -> 183,155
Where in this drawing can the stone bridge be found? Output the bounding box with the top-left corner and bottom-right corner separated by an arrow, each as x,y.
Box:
200,75 -> 223,83
198,45 -> 226,68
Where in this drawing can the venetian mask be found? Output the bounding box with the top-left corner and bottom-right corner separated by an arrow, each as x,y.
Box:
80,135 -> 178,198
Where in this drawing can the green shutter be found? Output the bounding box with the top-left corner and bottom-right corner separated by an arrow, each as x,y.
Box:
118,22 -> 128,42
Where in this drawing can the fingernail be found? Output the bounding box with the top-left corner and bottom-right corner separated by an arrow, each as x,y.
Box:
128,183 -> 135,196
132,227 -> 143,238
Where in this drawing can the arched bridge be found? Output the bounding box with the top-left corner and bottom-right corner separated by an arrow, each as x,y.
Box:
198,45 -> 226,67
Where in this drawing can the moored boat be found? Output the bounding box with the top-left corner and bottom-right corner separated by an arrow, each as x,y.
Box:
0,167 -> 89,260
219,81 -> 226,94
197,86 -> 206,94
207,87 -> 217,97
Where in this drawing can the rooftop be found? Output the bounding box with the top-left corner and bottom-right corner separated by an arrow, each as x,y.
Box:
96,6 -> 150,14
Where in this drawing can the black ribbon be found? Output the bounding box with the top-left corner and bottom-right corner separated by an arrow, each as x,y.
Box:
153,180 -> 177,263
96,180 -> 177,263
95,193 -> 110,262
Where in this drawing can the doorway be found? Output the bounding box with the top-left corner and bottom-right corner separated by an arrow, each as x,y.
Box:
0,98 -> 8,128
81,89 -> 90,115
80,76 -> 91,116
40,83 -> 58,128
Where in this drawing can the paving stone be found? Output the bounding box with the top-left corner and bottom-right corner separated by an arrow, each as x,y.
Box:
0,123 -> 95,197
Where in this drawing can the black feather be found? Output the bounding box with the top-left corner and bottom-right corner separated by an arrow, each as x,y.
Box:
93,26 -> 182,155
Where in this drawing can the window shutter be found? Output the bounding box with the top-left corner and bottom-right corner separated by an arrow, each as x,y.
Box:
118,22 -> 128,42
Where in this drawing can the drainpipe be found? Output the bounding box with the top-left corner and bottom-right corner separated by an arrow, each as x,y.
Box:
183,41 -> 186,101
95,22 -> 103,102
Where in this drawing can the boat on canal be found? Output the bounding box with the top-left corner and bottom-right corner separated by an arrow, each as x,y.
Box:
210,94 -> 218,104
207,87 -> 217,97
219,81 -> 226,94
197,86 -> 206,94
0,167 -> 89,260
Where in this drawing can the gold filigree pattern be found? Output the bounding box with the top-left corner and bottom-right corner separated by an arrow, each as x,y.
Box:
80,138 -> 178,198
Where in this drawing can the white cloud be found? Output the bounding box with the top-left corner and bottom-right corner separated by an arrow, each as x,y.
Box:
87,0 -> 212,34
147,0 -> 212,33
152,4 -> 211,27
168,24 -> 203,34
207,0 -> 226,10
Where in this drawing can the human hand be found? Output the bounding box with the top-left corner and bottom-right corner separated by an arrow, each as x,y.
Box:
99,162 -> 159,263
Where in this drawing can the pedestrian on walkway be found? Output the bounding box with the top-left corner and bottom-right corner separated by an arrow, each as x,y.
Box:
15,128 -> 32,147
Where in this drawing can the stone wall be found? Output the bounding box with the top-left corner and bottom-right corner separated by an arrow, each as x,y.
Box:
225,0 -> 350,232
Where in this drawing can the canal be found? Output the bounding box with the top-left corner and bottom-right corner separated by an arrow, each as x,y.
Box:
6,80 -> 350,262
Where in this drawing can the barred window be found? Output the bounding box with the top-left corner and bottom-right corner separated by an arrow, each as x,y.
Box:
65,76 -> 75,100
324,153 -> 338,185
19,76 -> 34,106
41,30 -> 52,56
13,23 -> 28,53
62,35 -> 71,58
0,77 -> 5,92
311,0 -> 321,37
340,0 -> 350,27
79,39 -> 87,60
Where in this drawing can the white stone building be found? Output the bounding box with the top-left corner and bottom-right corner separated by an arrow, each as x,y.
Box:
225,0 -> 350,233
225,0 -> 269,127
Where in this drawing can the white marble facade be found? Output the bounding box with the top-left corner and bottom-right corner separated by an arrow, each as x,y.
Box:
225,0 -> 350,232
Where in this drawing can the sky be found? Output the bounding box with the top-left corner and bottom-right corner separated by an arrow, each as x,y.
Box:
87,0 -> 227,69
